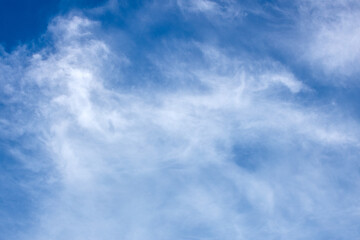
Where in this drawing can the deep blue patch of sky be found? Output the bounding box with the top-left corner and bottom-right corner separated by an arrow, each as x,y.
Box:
0,0 -> 110,51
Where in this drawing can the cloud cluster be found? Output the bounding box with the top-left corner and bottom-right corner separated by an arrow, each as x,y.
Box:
1,2 -> 360,240
296,0 -> 360,77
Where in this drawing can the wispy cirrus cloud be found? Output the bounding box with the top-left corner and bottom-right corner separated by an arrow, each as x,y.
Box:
296,0 -> 360,77
1,1 -> 360,240
176,0 -> 244,19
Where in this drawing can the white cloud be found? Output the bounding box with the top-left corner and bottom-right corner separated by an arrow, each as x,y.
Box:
176,0 -> 244,20
296,0 -> 360,77
2,12 -> 360,240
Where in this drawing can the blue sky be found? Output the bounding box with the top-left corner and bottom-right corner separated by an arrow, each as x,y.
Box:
1,0 -> 360,239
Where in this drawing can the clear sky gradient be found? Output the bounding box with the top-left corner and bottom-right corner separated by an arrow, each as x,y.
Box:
1,1 -> 360,239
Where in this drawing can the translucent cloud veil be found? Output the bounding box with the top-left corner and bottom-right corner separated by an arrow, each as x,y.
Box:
1,1 -> 360,239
